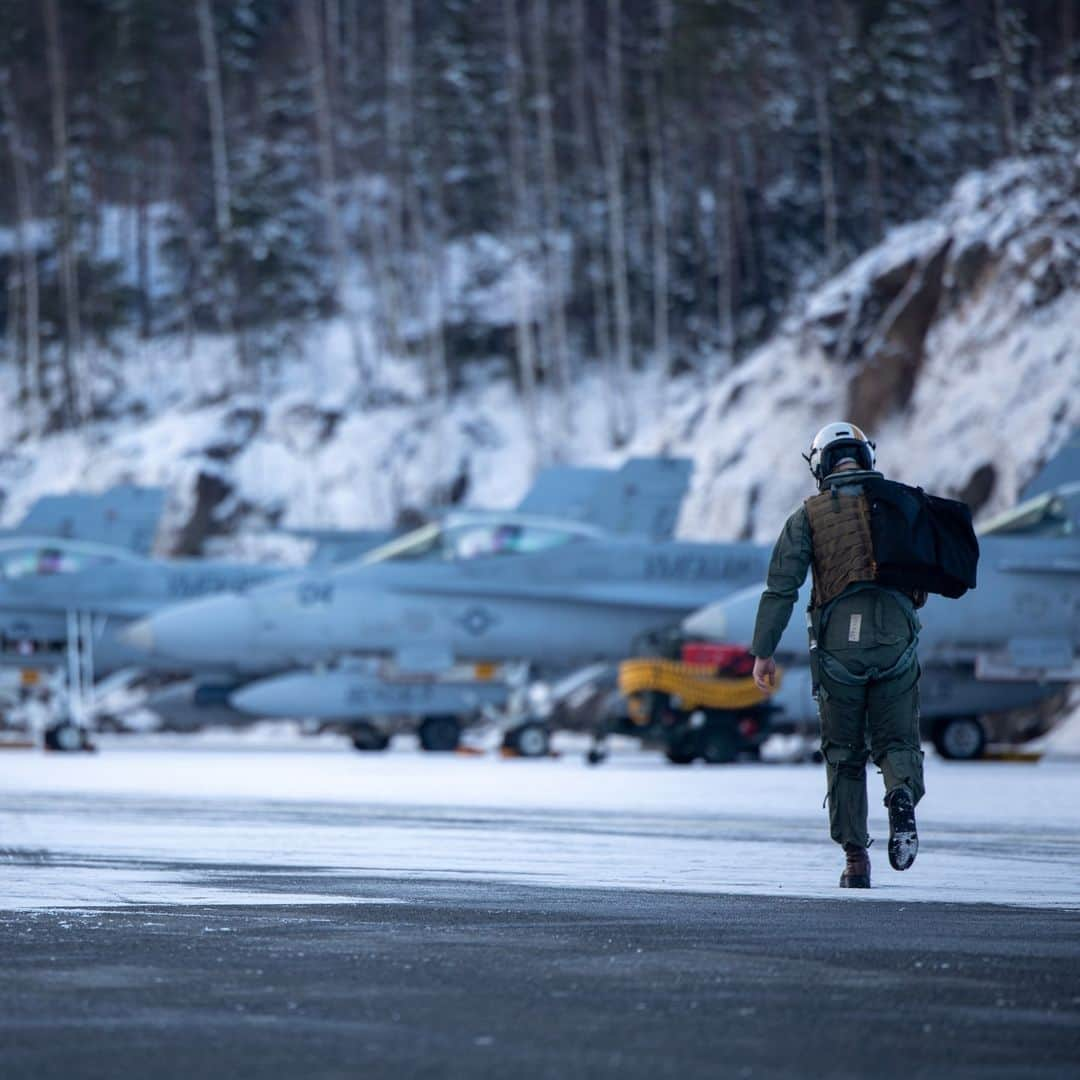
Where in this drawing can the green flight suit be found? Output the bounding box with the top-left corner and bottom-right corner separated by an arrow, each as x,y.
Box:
751,471 -> 925,849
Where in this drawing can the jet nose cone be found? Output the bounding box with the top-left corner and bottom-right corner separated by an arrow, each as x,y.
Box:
230,674 -> 300,718
682,600 -> 726,641
122,618 -> 156,653
123,594 -> 257,666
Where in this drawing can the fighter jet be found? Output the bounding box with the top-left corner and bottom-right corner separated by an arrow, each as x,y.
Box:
0,534 -> 293,745
7,459 -> 695,748
0,483 -> 173,653
124,464 -> 771,749
682,482 -> 1080,759
0,538 -> 283,666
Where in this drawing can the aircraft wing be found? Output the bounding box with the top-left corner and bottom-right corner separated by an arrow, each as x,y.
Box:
289,529 -> 398,567
1022,430 -> 1080,500
996,557 -> 1080,574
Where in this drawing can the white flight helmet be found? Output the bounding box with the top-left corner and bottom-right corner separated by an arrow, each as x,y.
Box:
805,422 -> 876,483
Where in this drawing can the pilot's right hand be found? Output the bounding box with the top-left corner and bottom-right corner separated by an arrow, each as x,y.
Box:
752,655 -> 777,693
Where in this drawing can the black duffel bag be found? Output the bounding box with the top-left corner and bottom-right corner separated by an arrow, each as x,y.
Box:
862,476 -> 979,598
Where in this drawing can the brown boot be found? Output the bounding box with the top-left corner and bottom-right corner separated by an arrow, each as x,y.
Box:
839,843 -> 871,889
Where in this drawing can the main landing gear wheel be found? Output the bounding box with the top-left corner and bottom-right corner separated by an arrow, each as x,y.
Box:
664,733 -> 698,766
932,715 -> 986,761
699,727 -> 739,765
43,722 -> 93,753
418,715 -> 462,753
504,722 -> 551,758
349,723 -> 391,752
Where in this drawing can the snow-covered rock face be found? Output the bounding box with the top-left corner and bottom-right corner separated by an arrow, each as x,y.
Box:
652,155 -> 1080,542
0,157 -> 1075,555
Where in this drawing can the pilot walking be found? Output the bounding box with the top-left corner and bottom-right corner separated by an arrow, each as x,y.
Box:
750,423 -> 922,888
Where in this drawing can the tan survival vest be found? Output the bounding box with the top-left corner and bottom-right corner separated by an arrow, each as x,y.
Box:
804,488 -> 877,609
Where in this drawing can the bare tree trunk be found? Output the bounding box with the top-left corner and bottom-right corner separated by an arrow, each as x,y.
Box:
866,129 -> 884,241
727,126 -> 757,303
136,159 -> 152,340
6,261 -> 22,389
343,0 -> 361,101
300,0 -> 371,393
812,69 -> 839,271
716,149 -> 736,368
1,66 -> 43,426
43,0 -> 85,425
195,0 -> 247,374
503,0 -> 539,450
382,0 -> 412,359
323,0 -> 341,113
1063,0 -> 1074,79
602,0 -> 633,444
570,0 -> 614,425
644,59 -> 670,375
801,4 -> 838,271
405,160 -> 448,403
529,0 -> 572,411
992,0 -> 1019,153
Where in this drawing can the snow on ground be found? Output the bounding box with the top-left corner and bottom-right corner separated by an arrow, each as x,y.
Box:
1,743 -> 1077,912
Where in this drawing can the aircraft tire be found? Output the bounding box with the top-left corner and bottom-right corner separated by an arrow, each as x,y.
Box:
506,722 -> 551,758
349,723 -> 391,752
664,733 -> 698,765
932,715 -> 987,761
699,725 -> 739,765
43,722 -> 89,753
418,715 -> 462,753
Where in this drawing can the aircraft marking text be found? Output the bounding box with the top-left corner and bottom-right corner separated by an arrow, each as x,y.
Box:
298,583 -> 334,607
643,553 -> 763,582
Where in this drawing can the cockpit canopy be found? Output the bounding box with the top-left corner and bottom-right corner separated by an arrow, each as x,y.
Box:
0,540 -> 136,581
979,486 -> 1079,539
362,514 -> 603,565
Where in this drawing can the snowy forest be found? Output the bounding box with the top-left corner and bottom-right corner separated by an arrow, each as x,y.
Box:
1,0 -> 1076,443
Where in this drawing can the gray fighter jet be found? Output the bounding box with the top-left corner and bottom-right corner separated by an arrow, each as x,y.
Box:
683,482 -> 1080,759
124,469 -> 770,748
0,539 -> 282,666
6,459 -> 695,748
0,534 -> 290,745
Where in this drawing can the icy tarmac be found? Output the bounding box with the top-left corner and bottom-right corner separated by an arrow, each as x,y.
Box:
1,740 -> 1079,910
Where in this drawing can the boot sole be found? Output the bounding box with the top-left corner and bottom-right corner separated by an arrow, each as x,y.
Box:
888,790 -> 919,871
839,875 -> 870,889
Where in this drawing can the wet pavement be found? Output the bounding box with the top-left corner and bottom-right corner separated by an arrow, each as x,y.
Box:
2,872 -> 1078,1079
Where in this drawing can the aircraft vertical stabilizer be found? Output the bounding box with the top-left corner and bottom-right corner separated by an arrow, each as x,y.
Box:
515,467 -> 609,521
583,458 -> 693,540
15,485 -> 167,555
1023,430 -> 1080,500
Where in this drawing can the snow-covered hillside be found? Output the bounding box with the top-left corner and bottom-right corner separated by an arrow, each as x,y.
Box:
0,154 -> 1076,554
653,154 -> 1079,540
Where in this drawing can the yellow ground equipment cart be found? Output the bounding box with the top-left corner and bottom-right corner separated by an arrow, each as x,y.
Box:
605,643 -> 780,765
